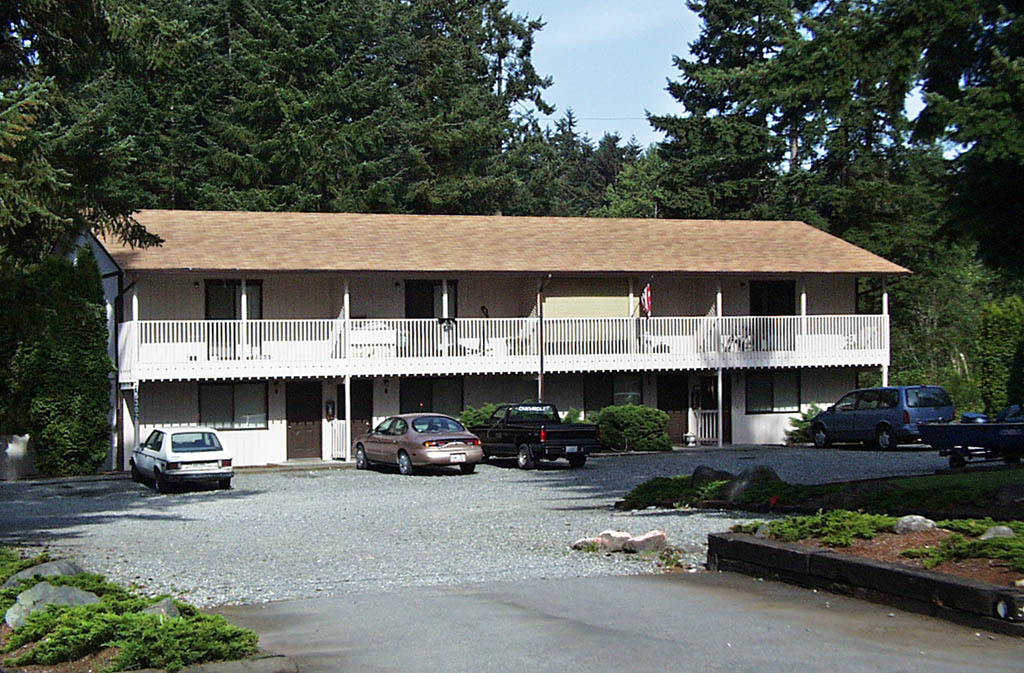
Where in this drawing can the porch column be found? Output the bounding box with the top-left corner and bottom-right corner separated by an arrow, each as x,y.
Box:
881,279 -> 889,386
132,381 -> 140,455
442,279 -> 449,319
628,277 -> 636,357
131,282 -> 139,321
343,280 -> 352,457
344,374 -> 352,461
240,279 -> 248,358
716,280 -> 723,448
717,368 -> 723,449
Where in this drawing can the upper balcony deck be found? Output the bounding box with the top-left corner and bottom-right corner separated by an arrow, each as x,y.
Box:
117,314 -> 889,383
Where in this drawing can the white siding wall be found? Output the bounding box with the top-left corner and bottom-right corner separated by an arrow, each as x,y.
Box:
135,381 -> 288,466
731,367 -> 858,445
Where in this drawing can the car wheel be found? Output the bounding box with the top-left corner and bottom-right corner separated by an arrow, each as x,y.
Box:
130,461 -> 141,483
355,444 -> 368,470
874,425 -> 894,451
218,478 -> 232,490
154,469 -> 169,493
811,424 -> 830,449
567,454 -> 586,469
397,451 -> 415,476
459,463 -> 476,474
516,444 -> 535,470
949,453 -> 967,469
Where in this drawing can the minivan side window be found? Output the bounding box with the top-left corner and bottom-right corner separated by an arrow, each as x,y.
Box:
835,393 -> 857,412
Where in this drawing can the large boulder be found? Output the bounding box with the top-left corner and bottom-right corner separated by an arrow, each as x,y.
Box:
718,466 -> 782,503
3,559 -> 87,588
691,465 -> 735,488
5,582 -> 100,629
595,530 -> 633,552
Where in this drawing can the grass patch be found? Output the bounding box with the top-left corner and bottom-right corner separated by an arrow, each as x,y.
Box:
0,547 -> 258,673
847,469 -> 1024,514
618,465 -> 1024,517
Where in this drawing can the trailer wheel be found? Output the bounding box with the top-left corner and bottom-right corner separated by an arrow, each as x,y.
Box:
949,453 -> 967,469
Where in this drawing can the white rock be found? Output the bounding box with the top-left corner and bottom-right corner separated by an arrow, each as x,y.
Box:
596,530 -> 633,552
571,537 -> 600,550
893,515 -> 936,534
622,530 -> 668,553
980,526 -> 1015,540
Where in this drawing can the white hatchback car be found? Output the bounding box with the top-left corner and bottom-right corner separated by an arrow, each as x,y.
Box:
131,427 -> 234,492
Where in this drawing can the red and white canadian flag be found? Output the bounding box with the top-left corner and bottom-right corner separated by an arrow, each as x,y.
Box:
640,282 -> 652,318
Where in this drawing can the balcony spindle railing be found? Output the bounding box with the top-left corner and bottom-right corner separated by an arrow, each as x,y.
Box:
119,314 -> 890,382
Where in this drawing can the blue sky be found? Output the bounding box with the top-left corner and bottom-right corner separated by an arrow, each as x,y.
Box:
504,0 -> 703,148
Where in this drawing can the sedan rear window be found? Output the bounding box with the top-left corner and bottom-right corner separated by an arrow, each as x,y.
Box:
906,387 -> 952,408
171,432 -> 224,452
412,416 -> 466,433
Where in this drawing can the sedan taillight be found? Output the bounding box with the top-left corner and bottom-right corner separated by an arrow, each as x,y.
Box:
220,458 -> 232,467
465,438 -> 481,445
166,462 -> 181,471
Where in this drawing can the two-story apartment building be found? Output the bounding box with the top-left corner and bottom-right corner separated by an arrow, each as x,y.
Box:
97,210 -> 908,468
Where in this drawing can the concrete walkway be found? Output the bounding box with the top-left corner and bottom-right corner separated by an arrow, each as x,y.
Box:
215,573 -> 1021,673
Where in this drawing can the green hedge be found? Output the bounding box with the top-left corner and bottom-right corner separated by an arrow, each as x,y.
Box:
976,295 -> 1024,415
594,404 -> 672,452
1,247 -> 112,476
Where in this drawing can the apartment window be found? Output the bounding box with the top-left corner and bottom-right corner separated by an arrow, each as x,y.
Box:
746,370 -> 800,414
584,373 -> 643,414
200,382 -> 268,429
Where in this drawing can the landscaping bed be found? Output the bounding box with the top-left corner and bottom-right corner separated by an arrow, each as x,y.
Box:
0,547 -> 260,673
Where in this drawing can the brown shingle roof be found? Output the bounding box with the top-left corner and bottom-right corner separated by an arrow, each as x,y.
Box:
104,210 -> 909,275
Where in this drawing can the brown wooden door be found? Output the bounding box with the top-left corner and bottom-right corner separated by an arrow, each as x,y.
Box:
287,380 -> 322,459
656,373 -> 689,443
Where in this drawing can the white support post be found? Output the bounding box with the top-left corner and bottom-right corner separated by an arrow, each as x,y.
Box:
343,279 -> 351,360
240,279 -> 248,358
131,282 -> 139,321
881,279 -> 889,386
717,368 -> 723,449
344,374 -> 352,462
716,281 -> 724,448
442,279 -> 449,319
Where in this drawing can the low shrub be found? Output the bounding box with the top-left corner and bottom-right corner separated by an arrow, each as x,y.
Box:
733,510 -> 899,546
0,546 -> 258,673
785,404 -> 823,445
902,532 -> 1024,572
458,402 -> 508,427
594,404 -> 672,452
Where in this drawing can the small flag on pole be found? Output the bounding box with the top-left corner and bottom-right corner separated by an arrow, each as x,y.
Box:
640,282 -> 652,318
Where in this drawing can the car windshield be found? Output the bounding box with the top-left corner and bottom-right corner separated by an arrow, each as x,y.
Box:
170,432 -> 223,452
412,416 -> 465,433
508,405 -> 559,423
906,387 -> 952,408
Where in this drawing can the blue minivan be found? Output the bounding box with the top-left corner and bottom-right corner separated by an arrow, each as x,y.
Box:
810,386 -> 955,450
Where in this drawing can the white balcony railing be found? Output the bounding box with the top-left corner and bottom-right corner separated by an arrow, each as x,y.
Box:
117,314 -> 889,382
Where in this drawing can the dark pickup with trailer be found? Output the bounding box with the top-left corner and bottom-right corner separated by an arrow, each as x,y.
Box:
469,403 -> 603,469
919,404 -> 1024,468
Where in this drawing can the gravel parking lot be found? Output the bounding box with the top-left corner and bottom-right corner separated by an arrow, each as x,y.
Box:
0,447 -> 947,607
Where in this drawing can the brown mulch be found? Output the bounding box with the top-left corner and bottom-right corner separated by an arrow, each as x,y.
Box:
800,528 -> 1024,588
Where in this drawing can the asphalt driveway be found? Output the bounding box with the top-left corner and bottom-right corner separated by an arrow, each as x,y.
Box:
0,447 -> 948,607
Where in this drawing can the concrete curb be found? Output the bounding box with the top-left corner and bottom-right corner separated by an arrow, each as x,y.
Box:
707,532 -> 1024,636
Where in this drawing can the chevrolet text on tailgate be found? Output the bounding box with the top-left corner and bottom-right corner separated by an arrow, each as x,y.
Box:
469,403 -> 603,469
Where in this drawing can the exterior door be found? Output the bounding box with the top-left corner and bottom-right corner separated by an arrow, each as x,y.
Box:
286,381 -> 322,459
656,373 -> 689,443
339,378 -> 374,442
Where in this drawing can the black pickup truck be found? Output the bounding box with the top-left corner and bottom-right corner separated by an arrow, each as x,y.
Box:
469,404 -> 603,469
